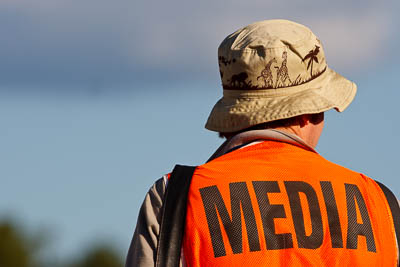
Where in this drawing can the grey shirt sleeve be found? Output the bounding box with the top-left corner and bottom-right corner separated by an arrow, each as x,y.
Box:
125,178 -> 166,267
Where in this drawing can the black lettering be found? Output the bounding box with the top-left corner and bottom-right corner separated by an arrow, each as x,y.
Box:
320,181 -> 343,248
285,181 -> 323,249
253,181 -> 293,249
199,182 -> 261,257
345,183 -> 376,252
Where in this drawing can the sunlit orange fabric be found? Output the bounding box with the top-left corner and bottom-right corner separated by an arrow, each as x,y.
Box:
183,141 -> 397,267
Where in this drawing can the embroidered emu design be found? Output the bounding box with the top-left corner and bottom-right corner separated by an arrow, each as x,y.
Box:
275,51 -> 292,88
229,72 -> 249,87
257,58 -> 277,88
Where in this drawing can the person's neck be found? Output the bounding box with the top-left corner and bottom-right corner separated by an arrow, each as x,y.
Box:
273,126 -> 301,138
272,126 -> 316,148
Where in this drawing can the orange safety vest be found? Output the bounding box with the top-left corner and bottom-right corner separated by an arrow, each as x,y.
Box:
182,141 -> 398,266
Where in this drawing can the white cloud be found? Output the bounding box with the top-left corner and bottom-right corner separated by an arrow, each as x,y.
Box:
0,0 -> 397,86
128,0 -> 397,75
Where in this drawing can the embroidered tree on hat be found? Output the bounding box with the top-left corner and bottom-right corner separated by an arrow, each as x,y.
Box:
302,45 -> 320,77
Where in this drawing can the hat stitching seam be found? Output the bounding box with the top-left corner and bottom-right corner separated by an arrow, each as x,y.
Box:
208,106 -> 333,131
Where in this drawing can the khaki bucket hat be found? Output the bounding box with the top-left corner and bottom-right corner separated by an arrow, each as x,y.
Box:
205,19 -> 357,133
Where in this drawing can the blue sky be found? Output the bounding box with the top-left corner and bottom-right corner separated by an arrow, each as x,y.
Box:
1,0 -> 400,261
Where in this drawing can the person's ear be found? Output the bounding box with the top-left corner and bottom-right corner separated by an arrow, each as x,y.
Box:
298,114 -> 309,128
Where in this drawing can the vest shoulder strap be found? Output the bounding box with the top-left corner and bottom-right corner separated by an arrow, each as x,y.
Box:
375,180 -> 400,267
156,165 -> 197,267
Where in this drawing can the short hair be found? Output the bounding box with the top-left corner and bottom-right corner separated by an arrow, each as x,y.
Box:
219,112 -> 324,139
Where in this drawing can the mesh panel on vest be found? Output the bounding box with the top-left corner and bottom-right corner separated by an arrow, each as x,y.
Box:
183,141 -> 397,267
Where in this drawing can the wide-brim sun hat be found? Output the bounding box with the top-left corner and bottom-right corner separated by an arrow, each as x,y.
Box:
205,19 -> 357,133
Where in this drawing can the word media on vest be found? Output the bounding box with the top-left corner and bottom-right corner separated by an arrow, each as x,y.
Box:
199,181 -> 376,258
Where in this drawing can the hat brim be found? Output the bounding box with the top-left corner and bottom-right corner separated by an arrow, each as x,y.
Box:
205,67 -> 357,133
